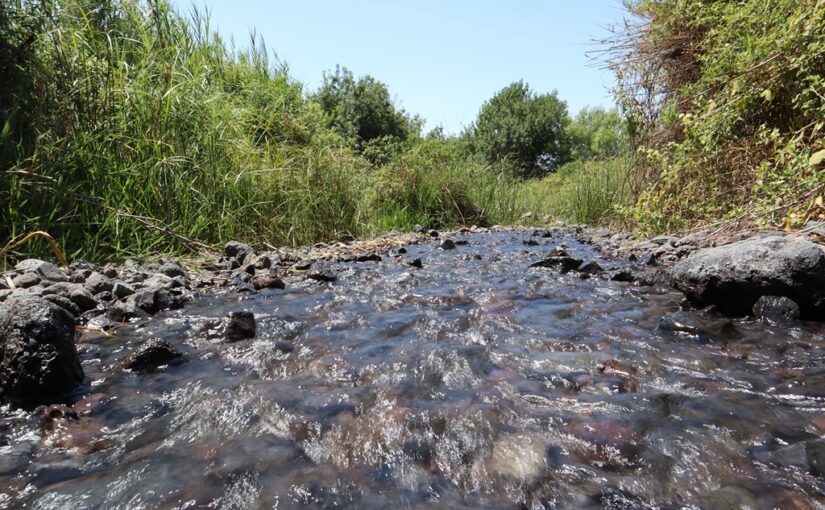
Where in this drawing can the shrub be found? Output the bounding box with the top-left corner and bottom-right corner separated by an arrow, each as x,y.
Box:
468,81 -> 571,178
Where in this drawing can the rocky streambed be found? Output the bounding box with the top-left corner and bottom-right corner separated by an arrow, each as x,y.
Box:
2,226 -> 825,508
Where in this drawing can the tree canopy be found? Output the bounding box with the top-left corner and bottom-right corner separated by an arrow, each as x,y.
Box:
469,81 -> 570,178
314,66 -> 420,151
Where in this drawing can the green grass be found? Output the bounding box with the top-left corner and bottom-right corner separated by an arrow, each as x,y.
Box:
0,0 -> 631,263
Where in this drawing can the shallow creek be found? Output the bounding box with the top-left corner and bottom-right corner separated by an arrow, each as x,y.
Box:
3,230 -> 825,509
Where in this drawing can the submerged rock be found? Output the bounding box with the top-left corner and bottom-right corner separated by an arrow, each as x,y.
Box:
0,297 -> 84,408
202,311 -> 257,342
252,273 -> 286,290
118,338 -> 184,373
671,235 -> 825,318
753,295 -> 800,324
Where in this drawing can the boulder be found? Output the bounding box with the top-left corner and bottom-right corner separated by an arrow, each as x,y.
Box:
0,297 -> 84,408
671,235 -> 825,317
224,241 -> 255,266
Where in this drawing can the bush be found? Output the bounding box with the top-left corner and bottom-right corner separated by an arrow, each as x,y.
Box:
611,0 -> 825,232
313,66 -> 420,158
468,81 -> 571,178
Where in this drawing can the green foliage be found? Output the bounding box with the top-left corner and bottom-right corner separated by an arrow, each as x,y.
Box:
568,107 -> 627,161
313,66 -> 420,161
613,0 -> 825,232
540,158 -> 632,226
0,0 -> 365,258
469,81 -> 571,178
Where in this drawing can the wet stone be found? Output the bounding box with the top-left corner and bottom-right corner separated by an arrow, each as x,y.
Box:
439,239 -> 457,250
42,294 -> 82,318
356,253 -> 382,262
112,282 -> 135,299
408,258 -> 423,269
753,295 -> 800,324
577,260 -> 603,274
294,260 -> 313,271
118,338 -> 184,373
202,311 -> 256,342
35,262 -> 69,283
307,269 -> 337,283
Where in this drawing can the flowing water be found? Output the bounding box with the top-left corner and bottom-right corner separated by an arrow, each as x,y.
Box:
3,230 -> 825,509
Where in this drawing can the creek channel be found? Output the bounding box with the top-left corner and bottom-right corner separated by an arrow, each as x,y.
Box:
2,229 -> 825,509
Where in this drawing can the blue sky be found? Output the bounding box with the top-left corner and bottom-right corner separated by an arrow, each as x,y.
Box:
172,1 -> 628,134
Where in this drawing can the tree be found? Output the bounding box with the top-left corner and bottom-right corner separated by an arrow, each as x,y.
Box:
470,81 -> 570,178
568,106 -> 627,161
314,66 -> 420,151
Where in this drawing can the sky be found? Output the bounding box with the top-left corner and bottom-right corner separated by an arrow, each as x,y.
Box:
171,0 -> 628,134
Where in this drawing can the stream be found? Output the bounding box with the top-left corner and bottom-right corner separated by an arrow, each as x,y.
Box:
2,230 -> 825,509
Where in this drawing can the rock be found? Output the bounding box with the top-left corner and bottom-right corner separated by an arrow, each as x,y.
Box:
108,299 -> 149,322
337,233 -> 355,243
41,282 -> 98,312
102,267 -> 118,278
42,294 -> 82,318
153,260 -> 186,278
523,239 -> 540,246
408,258 -> 423,269
753,295 -> 800,323
413,224 -> 425,233
428,230 -> 440,238
84,272 -> 113,295
34,262 -> 69,283
15,259 -> 52,272
609,270 -> 635,282
0,279 -> 7,290
112,282 -> 135,299
439,239 -> 456,250
202,311 -> 256,342
307,269 -> 336,283
253,255 -> 272,270
0,297 -> 84,408
650,235 -> 679,246
253,273 -> 286,290
224,241 -> 255,265
356,253 -> 382,262
128,288 -> 183,315
294,260 -> 313,270
577,261 -> 603,275
671,235 -> 825,317
142,273 -> 184,291
529,256 -> 583,273
753,442 -> 809,471
118,338 -> 184,373
11,272 -> 41,289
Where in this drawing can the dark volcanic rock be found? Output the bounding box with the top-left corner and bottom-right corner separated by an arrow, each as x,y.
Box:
84,272 -> 113,295
753,295 -> 800,323
439,239 -> 457,250
0,297 -> 84,408
118,338 -> 184,373
408,258 -> 423,269
671,235 -> 825,317
577,260 -> 603,275
253,273 -> 286,290
202,311 -> 257,342
530,256 -> 583,273
42,294 -> 82,318
224,241 -> 255,266
41,283 -> 98,312
356,253 -> 382,262
307,269 -> 337,283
